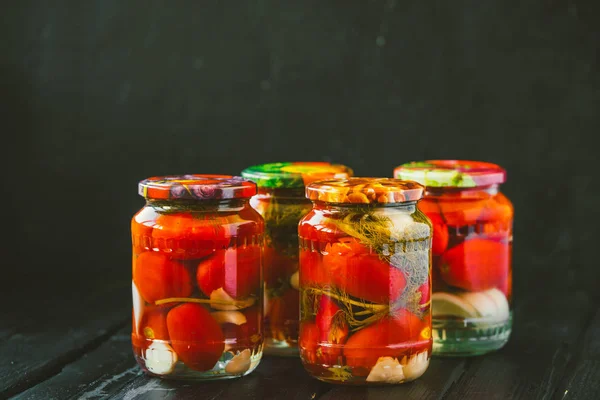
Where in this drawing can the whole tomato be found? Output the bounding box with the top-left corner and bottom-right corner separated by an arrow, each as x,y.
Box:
140,306 -> 170,341
315,295 -> 348,364
427,212 -> 449,256
152,213 -> 230,260
166,303 -> 225,371
344,310 -> 429,373
221,306 -> 262,347
133,252 -> 193,303
196,246 -> 261,299
322,241 -> 406,304
439,238 -> 509,292
299,249 -> 329,287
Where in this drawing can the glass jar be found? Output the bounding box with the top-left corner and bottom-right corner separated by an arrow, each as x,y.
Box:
394,160 -> 513,356
131,175 -> 264,380
241,162 -> 353,356
298,178 -> 432,385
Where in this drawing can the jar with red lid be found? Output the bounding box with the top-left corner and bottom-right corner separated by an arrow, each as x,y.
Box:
394,161 -> 513,356
298,178 -> 432,384
131,175 -> 264,379
241,162 -> 353,356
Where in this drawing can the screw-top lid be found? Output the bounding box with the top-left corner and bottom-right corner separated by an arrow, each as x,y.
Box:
306,177 -> 424,204
241,162 -> 353,189
394,160 -> 506,188
138,175 -> 256,200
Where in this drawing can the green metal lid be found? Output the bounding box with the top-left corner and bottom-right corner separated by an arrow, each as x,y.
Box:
394,160 -> 506,188
241,162 -> 353,189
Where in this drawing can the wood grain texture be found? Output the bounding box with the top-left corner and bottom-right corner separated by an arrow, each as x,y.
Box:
12,328 -> 139,400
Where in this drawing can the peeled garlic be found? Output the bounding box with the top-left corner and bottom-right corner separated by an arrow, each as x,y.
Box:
483,288 -> 510,321
289,271 -> 300,290
461,291 -> 499,319
402,351 -> 429,381
210,288 -> 256,311
225,349 -> 252,375
132,281 -> 145,334
144,341 -> 178,375
211,311 -> 247,325
366,357 -> 405,384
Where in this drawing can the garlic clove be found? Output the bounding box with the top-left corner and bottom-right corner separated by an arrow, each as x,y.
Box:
210,288 -> 256,311
432,292 -> 479,318
225,349 -> 252,375
402,351 -> 429,381
460,291 -> 499,319
211,311 -> 247,325
132,281 -> 145,334
366,356 -> 405,384
289,271 -> 300,290
482,288 -> 510,321
144,341 -> 178,375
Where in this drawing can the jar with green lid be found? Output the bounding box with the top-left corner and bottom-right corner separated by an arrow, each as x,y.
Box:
241,162 -> 353,355
394,160 -> 513,356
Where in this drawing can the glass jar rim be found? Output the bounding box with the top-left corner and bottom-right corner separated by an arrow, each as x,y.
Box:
394,160 -> 506,188
241,162 -> 353,189
306,177 -> 424,204
138,174 -> 256,200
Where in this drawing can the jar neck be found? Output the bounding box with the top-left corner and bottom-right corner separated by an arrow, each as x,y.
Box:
424,184 -> 499,199
311,200 -> 417,213
145,198 -> 249,212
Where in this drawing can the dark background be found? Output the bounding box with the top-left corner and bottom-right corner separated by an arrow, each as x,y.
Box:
1,0 -> 599,397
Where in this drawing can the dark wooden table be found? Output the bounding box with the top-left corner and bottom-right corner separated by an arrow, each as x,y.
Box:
1,269 -> 598,400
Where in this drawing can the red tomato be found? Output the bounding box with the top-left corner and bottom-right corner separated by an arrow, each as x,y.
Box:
196,246 -> 261,299
167,303 -> 225,371
439,238 -> 509,291
152,213 -> 230,260
299,249 -> 329,287
315,296 -> 348,364
417,279 -> 430,306
323,247 -> 407,304
267,288 -> 299,341
140,306 -> 170,341
344,310 -> 429,372
299,322 -> 320,364
427,213 -> 449,256
133,252 -> 193,303
316,295 -> 348,345
221,306 -> 262,347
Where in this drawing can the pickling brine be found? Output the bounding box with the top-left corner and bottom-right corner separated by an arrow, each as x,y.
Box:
131,175 -> 264,380
298,178 -> 432,384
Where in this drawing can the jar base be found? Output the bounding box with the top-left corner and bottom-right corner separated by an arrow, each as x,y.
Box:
432,313 -> 512,356
135,349 -> 263,380
264,338 -> 298,356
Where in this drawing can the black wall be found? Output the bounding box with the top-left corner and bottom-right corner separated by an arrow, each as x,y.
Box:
3,1 -> 599,298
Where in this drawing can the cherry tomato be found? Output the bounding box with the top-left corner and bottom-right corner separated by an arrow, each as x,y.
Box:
316,295 -> 349,345
221,306 -> 261,347
299,249 -> 329,287
140,306 -> 170,341
196,246 -> 261,299
166,303 -> 225,371
344,310 -> 429,373
299,322 -> 320,365
323,247 -> 407,304
133,252 -> 193,303
152,213 -> 230,260
439,238 -> 509,291
427,212 -> 449,256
